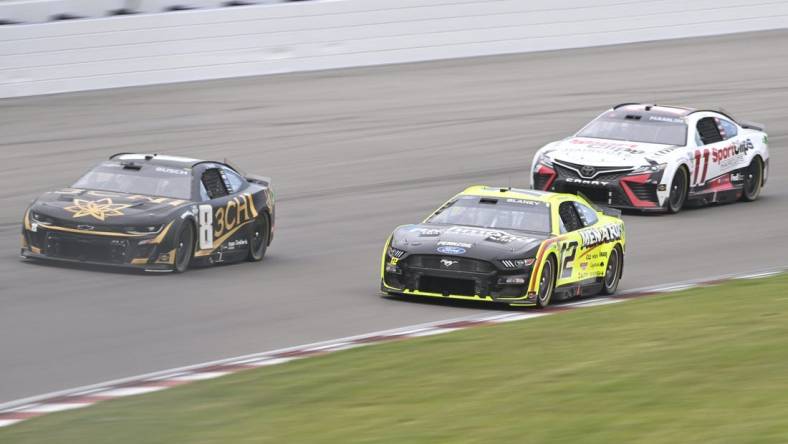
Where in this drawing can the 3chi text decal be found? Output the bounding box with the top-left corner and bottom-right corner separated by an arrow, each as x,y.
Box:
213,194 -> 254,238
199,193 -> 256,252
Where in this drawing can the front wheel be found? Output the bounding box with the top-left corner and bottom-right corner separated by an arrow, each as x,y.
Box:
247,213 -> 270,262
600,246 -> 622,295
535,256 -> 556,309
173,222 -> 195,273
741,157 -> 763,202
667,167 -> 688,213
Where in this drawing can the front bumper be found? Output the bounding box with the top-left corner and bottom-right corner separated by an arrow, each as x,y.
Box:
21,224 -> 176,271
533,165 -> 665,211
21,249 -> 174,272
381,255 -> 538,306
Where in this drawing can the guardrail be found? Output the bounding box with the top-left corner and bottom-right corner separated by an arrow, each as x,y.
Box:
1,0 -> 787,98
0,0 -> 295,25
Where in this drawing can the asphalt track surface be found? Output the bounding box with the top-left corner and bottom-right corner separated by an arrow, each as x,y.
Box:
1,30 -> 787,403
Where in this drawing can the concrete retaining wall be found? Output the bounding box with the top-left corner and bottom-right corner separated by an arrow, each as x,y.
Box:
2,0 -> 787,97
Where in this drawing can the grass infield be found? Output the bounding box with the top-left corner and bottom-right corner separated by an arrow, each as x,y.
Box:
3,274 -> 788,443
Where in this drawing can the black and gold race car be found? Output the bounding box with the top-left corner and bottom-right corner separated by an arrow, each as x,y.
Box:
21,153 -> 274,272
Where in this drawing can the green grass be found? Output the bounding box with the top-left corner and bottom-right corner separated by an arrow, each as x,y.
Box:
4,275 -> 788,443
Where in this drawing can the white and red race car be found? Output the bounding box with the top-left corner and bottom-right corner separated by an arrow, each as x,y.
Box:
530,104 -> 769,213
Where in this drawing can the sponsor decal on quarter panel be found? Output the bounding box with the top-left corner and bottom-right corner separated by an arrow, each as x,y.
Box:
578,224 -> 623,248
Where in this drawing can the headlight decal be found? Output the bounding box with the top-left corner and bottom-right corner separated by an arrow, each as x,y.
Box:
30,211 -> 54,225
387,246 -> 406,259
631,162 -> 667,174
500,258 -> 535,269
139,221 -> 174,245
536,152 -> 554,168
125,225 -> 164,235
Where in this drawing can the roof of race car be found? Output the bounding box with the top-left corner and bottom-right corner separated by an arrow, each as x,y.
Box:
110,153 -> 202,167
458,185 -> 573,204
611,103 -> 745,125
613,103 -> 696,116
108,153 -> 236,170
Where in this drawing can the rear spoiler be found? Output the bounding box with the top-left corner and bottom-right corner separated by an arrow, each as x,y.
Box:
223,157 -> 271,188
246,174 -> 272,188
597,205 -> 622,218
714,108 -> 766,132
223,157 -> 247,176
739,120 -> 765,132
576,191 -> 622,218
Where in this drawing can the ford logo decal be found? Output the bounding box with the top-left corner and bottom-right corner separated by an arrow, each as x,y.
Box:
436,246 -> 466,255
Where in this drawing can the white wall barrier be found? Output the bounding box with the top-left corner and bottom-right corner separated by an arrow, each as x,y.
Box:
1,0 -> 787,98
0,0 -> 291,25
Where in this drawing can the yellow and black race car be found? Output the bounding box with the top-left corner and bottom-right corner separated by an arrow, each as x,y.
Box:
381,186 -> 626,307
21,153 -> 274,273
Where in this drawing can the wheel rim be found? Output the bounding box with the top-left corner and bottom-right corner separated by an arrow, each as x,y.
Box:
538,261 -> 553,304
176,226 -> 193,270
250,218 -> 266,258
745,160 -> 761,197
604,249 -> 619,289
669,169 -> 686,210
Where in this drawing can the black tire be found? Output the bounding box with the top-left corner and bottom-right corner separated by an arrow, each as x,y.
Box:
740,157 -> 763,202
247,213 -> 270,262
535,256 -> 556,309
173,222 -> 195,273
600,246 -> 622,295
667,166 -> 689,213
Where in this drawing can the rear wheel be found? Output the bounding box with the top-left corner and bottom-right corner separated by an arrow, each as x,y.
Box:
535,256 -> 556,309
741,157 -> 763,202
173,222 -> 195,273
600,246 -> 622,295
247,213 -> 270,262
667,167 -> 688,213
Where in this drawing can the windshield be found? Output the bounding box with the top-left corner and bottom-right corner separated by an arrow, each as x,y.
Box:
426,195 -> 551,234
72,162 -> 193,200
577,114 -> 687,146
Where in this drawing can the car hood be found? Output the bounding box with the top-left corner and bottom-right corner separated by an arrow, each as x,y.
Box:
546,137 -> 675,167
391,223 -> 547,260
30,188 -> 192,225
